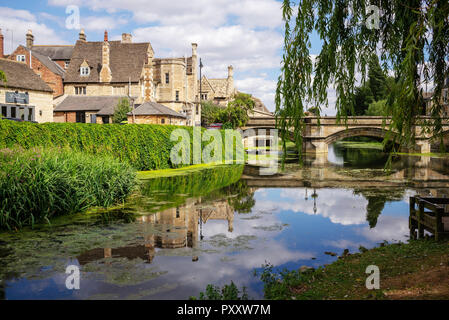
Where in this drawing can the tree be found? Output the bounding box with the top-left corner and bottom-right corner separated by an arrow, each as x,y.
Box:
276,0 -> 449,157
365,99 -> 387,116
201,101 -> 222,127
0,70 -> 6,85
112,98 -> 131,124
353,84 -> 374,115
307,106 -> 320,115
368,55 -> 387,102
216,106 -> 249,129
228,92 -> 255,112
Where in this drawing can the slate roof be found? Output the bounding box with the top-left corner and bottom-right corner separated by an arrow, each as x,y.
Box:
0,58 -> 53,92
54,95 -> 127,114
20,46 -> 65,77
128,101 -> 186,118
64,40 -> 151,83
31,45 -> 74,60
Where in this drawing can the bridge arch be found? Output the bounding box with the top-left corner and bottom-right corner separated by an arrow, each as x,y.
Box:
324,127 -> 397,146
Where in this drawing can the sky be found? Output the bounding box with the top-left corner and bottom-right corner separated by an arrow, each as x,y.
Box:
0,0 -> 336,114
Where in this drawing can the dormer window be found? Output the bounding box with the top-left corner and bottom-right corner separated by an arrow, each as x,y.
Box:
17,55 -> 26,62
80,66 -> 90,76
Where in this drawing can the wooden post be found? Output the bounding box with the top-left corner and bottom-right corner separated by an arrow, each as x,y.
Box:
418,200 -> 424,239
409,197 -> 416,239
435,207 -> 444,241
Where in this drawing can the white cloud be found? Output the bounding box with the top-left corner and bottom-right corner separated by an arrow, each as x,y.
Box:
47,0 -> 284,110
0,7 -> 68,54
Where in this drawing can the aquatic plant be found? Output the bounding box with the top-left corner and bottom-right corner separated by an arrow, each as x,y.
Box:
0,147 -> 137,229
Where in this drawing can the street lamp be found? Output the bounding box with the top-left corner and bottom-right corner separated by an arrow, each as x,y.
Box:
198,58 -> 203,127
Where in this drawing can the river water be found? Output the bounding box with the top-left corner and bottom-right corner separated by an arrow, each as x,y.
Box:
1,143 -> 449,299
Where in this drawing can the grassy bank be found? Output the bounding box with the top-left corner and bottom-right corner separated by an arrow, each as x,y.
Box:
258,239 -> 449,300
0,147 -> 137,229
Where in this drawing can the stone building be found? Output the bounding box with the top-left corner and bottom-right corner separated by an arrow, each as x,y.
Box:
6,30 -> 73,98
53,95 -> 127,124
57,30 -> 199,125
127,101 -> 186,125
0,58 -> 53,122
199,65 -> 237,106
424,78 -> 449,117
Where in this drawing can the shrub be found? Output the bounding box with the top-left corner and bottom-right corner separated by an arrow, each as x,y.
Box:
0,121 -> 187,171
0,147 -> 137,229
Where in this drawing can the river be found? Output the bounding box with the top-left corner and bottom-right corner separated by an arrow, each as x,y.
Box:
1,142 -> 449,299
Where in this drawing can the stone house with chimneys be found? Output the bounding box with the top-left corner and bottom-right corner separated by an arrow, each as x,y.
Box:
0,58 -> 53,123
55,30 -> 199,125
199,65 -> 237,106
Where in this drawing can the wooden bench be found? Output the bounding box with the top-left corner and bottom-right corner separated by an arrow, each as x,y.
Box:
410,197 -> 449,241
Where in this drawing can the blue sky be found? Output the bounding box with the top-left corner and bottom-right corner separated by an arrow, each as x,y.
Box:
0,0 -> 333,113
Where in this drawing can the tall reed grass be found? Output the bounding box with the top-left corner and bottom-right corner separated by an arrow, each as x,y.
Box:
0,147 -> 137,229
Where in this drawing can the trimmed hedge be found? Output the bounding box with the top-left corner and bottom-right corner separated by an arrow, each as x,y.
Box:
0,147 -> 137,229
0,121 -> 244,171
0,121 -> 185,171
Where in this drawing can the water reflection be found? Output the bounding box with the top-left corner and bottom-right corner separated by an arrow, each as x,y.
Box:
1,146 -> 449,299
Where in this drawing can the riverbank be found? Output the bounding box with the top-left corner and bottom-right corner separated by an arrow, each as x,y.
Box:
260,239 -> 449,300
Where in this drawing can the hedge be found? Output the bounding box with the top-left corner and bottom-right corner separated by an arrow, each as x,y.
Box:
0,121 -> 186,171
0,121 -> 244,171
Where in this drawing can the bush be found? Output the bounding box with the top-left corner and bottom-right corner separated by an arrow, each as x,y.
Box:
0,147 -> 137,229
0,121 -> 188,171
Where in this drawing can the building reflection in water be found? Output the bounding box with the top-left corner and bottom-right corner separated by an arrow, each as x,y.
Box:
76,197 -> 235,266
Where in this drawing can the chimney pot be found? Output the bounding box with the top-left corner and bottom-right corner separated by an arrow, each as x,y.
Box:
191,43 -> 198,56
104,30 -> 108,42
79,29 -> 86,42
26,29 -> 34,49
122,33 -> 132,43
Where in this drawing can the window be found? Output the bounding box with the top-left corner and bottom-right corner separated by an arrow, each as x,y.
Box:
175,91 -> 179,101
102,116 -> 110,124
64,61 -> 70,69
161,118 -> 165,124
75,86 -> 86,95
113,86 -> 126,95
80,66 -> 90,76
1,106 -> 6,118
28,108 -> 34,121
19,107 -> 25,120
10,107 -> 16,118
201,93 -> 208,100
176,207 -> 180,218
76,111 -> 86,123
165,73 -> 169,84
196,105 -> 199,115
1,105 -> 34,121
16,55 -> 26,62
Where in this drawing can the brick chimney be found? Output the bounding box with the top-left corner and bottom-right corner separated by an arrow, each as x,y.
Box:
227,65 -> 234,97
99,30 -> 112,82
79,29 -> 86,42
121,33 -> 132,43
26,29 -> 34,48
0,29 -> 4,58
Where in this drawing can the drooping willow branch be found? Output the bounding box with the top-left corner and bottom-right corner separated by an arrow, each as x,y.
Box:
276,0 -> 449,159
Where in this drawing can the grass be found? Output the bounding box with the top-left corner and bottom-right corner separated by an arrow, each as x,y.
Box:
137,163 -> 225,179
0,147 -> 137,230
334,140 -> 385,150
258,239 -> 449,300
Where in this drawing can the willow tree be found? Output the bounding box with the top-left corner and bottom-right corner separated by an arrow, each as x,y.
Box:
276,0 -> 449,158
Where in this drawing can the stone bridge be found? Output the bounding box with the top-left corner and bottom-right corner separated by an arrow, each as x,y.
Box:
242,115 -> 449,154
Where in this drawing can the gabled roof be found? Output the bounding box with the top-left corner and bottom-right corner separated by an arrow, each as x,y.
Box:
0,58 -> 53,92
54,95 -> 127,113
31,45 -> 74,60
20,46 -> 65,76
128,101 -> 186,118
64,40 -> 151,83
